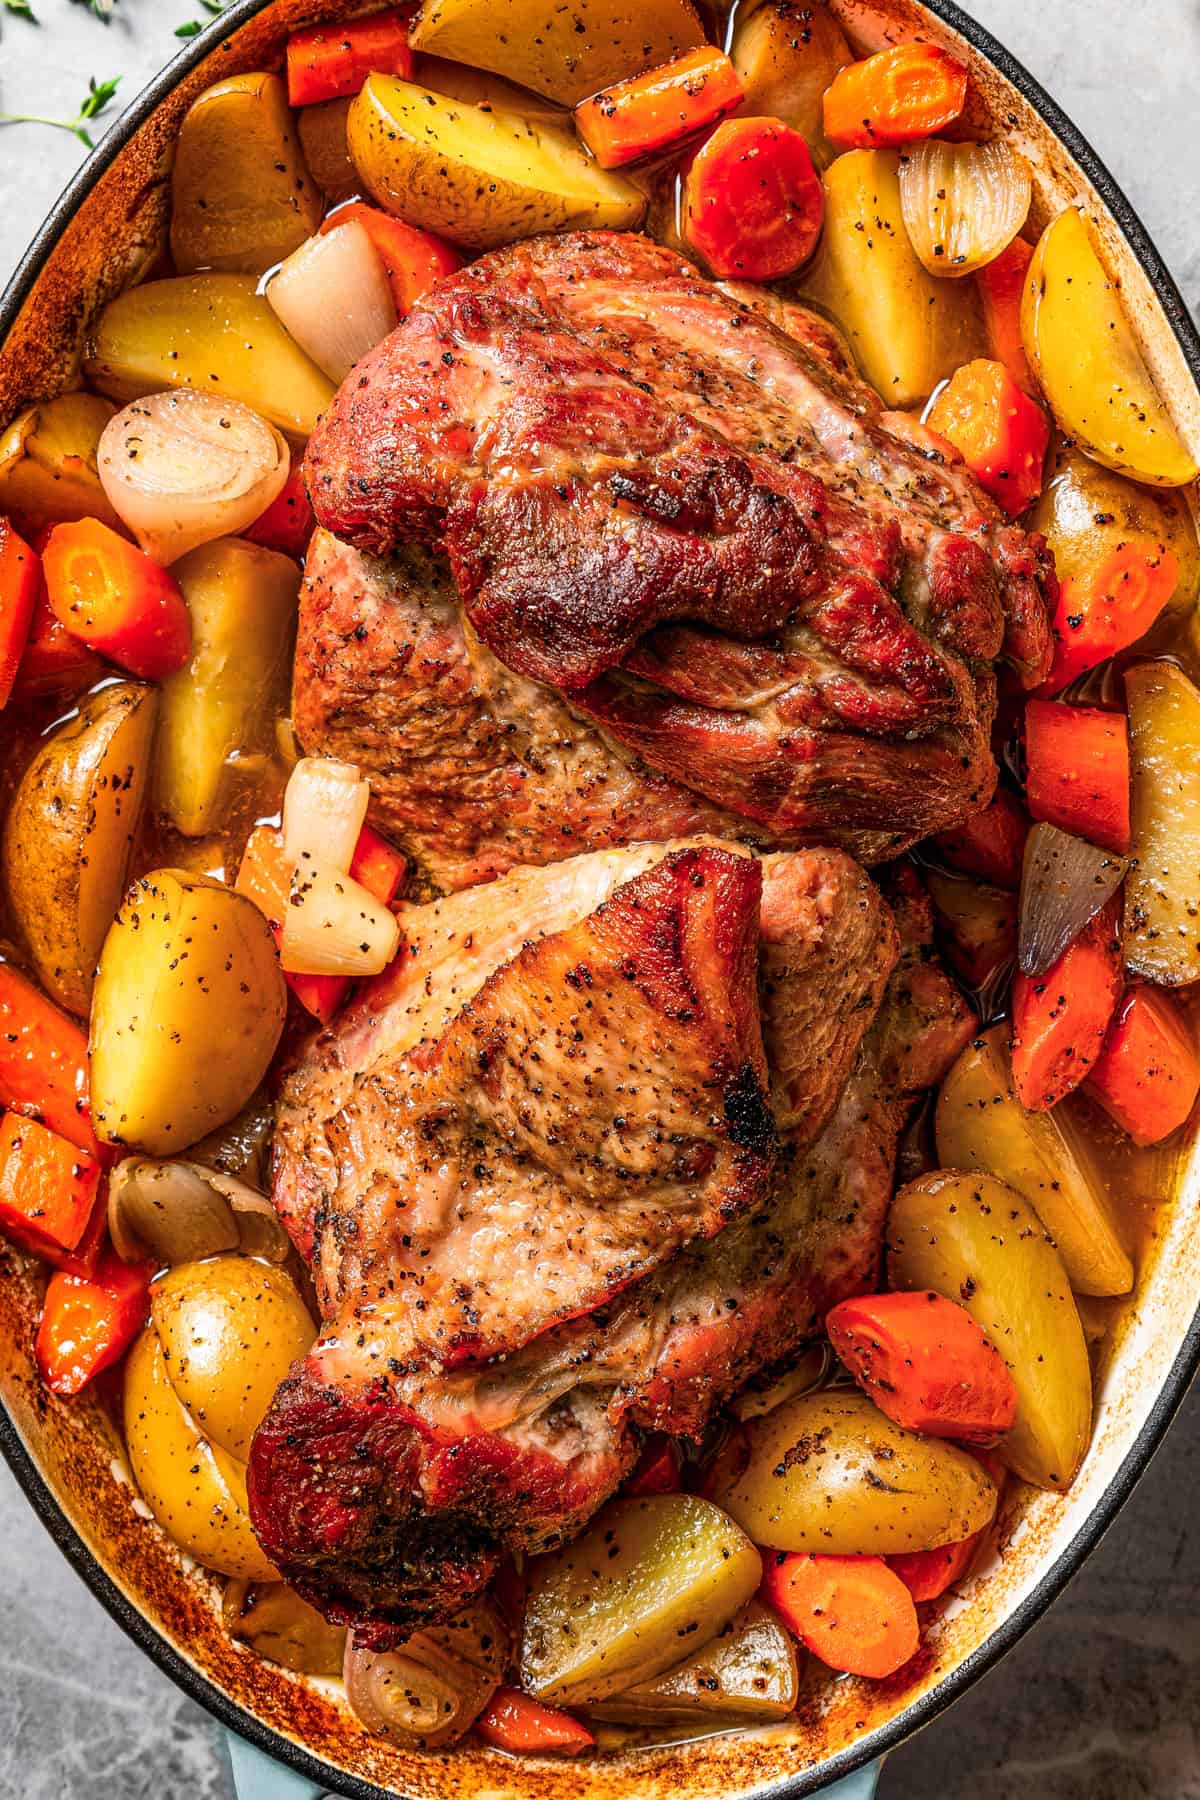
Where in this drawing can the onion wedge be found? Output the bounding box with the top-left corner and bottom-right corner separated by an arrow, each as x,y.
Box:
1018,822 -> 1128,977
282,755 -> 369,875
899,138 -> 1030,277
108,1157 -> 291,1267
280,857 -> 400,976
266,220 -> 397,385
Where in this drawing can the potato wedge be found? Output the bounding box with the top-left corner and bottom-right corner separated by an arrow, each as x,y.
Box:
157,538 -> 300,838
1028,441 -> 1199,618
84,275 -> 334,440
799,148 -> 985,406
522,1496 -> 761,1704
1124,660 -> 1200,984
149,1256 -> 315,1462
888,1170 -> 1092,1489
296,98 -> 357,203
729,0 -> 851,168
124,1325 -> 275,1580
0,391 -> 120,530
1021,209 -> 1198,488
935,1024 -> 1132,1296
224,1579 -> 346,1676
90,869 -> 286,1155
348,75 -> 644,252
413,54 -> 569,124
587,1602 -> 798,1725
3,684 -> 157,1017
409,0 -> 705,105
716,1390 -> 996,1556
170,73 -> 322,277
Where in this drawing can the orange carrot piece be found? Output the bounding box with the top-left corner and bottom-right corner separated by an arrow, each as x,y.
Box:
624,1435 -> 683,1497
932,786 -> 1029,889
1010,896 -> 1123,1111
320,202 -> 462,314
827,1289 -> 1017,1441
1025,699 -> 1130,854
242,464 -> 315,560
683,116 -> 824,281
35,1245 -> 153,1397
42,518 -> 191,681
0,1112 -> 101,1261
349,821 -> 408,906
9,583 -> 104,703
0,518 -> 42,707
978,237 -> 1035,391
888,1530 -> 984,1602
1085,987 -> 1200,1147
45,1187 -> 107,1280
287,7 -> 413,106
0,964 -> 103,1158
475,1688 -> 594,1756
575,47 -> 744,170
926,359 -> 1049,516
822,42 -> 968,148
1045,543 -> 1178,694
761,1552 -> 919,1679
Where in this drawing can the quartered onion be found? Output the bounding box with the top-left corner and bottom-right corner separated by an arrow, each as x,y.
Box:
1018,822 -> 1128,976
344,1600 -> 507,1749
279,858 -> 400,976
898,138 -> 1031,277
282,755 -> 369,875
108,1157 -> 291,1267
266,221 -> 397,385
97,391 -> 290,565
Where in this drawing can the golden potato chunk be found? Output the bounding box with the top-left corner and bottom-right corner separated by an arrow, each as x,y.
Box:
587,1602 -> 798,1724
729,0 -> 851,167
0,391 -> 119,530
1124,660 -> 1200,985
224,1579 -> 346,1677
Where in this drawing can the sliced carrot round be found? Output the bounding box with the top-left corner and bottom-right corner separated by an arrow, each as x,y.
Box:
683,117 -> 824,281
761,1551 -> 919,1679
822,42 -> 968,149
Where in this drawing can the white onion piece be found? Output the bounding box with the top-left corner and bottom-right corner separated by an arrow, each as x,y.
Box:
1018,822 -> 1127,976
266,222 -> 397,385
343,1601 -> 507,1749
280,857 -> 399,976
899,139 -> 1031,278
282,755 -> 369,874
97,391 -> 290,565
107,1157 -> 291,1267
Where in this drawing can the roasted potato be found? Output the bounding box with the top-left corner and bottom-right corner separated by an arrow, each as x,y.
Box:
123,1325 -> 276,1580
728,0 -> 851,167
157,538 -> 300,838
1021,208 -> 1198,488
0,391 -> 120,529
409,0 -> 705,105
90,869 -> 286,1154
587,1602 -> 798,1725
345,1601 -> 507,1747
716,1390 -> 996,1555
296,98 -> 358,203
889,1170 -> 1093,1489
935,1025 -> 1132,1296
1124,660 -> 1200,985
149,1256 -> 315,1461
799,148 -> 985,406
1029,441 -> 1199,618
413,53 -> 569,123
224,1578 -> 346,1676
348,75 -> 644,252
170,73 -> 322,276
522,1496 -> 761,1704
84,275 -> 334,440
2,684 -> 157,1017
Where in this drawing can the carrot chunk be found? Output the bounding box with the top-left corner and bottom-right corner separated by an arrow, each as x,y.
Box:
243,464 -> 315,560
932,786 -> 1029,889
575,47 -> 744,170
35,1246 -> 153,1396
761,1552 -> 919,1679
926,359 -> 1049,516
1086,986 -> 1200,1147
0,517 -> 42,707
349,822 -> 408,906
624,1434 -> 682,1497
287,7 -> 413,107
0,1113 -> 101,1261
888,1530 -> 984,1602
822,42 -> 968,149
320,203 -> 462,314
475,1688 -> 594,1756
683,116 -> 823,281
8,583 -> 103,702
977,237 -> 1035,392
1025,699 -> 1130,854
42,518 -> 191,681
1045,543 -> 1178,694
826,1290 -> 1017,1441
0,963 -> 103,1159
1011,896 -> 1123,1111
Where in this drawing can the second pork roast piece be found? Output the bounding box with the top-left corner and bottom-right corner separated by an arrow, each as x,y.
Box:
302,230 -> 1055,869
248,844 -> 969,1642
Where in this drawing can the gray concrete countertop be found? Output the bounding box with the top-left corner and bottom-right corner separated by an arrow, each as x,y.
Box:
1,2 -> 1198,1795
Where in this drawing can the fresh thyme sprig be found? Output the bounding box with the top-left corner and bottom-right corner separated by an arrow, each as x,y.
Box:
175,0 -> 230,39
0,72 -> 121,148
2,0 -> 38,21
70,0 -> 117,18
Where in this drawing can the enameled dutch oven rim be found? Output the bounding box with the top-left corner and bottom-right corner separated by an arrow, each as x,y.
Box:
2,3 -> 1199,1794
